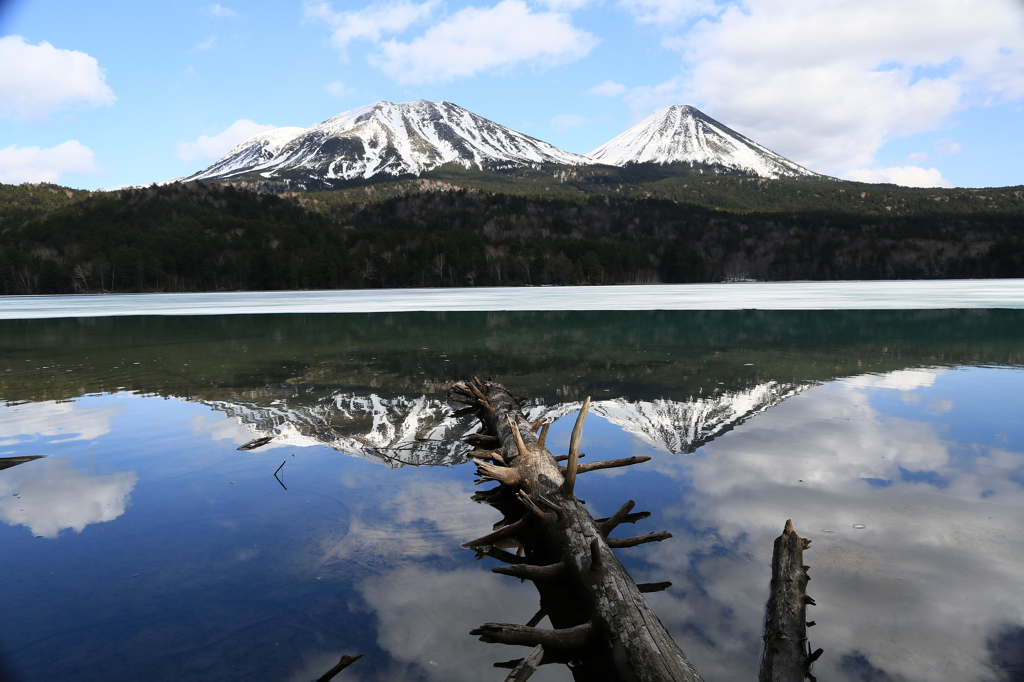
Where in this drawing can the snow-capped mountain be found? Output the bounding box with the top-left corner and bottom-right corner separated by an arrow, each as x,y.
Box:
201,381 -> 806,468
187,100 -> 589,185
586,105 -> 818,179
180,100 -> 819,186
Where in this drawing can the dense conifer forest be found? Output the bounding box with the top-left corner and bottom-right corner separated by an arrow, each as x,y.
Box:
1,167 -> 1022,294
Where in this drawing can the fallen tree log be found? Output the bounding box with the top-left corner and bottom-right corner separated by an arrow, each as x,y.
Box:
450,378 -> 704,682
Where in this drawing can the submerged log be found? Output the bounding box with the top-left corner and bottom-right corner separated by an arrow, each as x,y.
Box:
758,520 -> 822,682
451,379 -> 703,682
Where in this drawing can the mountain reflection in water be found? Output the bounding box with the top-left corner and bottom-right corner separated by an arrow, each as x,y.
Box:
0,310 -> 1022,682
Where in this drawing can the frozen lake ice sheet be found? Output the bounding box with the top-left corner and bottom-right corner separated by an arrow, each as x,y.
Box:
1,279 -> 1022,319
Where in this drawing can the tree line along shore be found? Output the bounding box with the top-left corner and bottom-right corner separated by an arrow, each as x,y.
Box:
1,169 -> 1022,295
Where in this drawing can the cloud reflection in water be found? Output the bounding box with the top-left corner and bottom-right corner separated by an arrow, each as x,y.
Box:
0,399 -> 137,538
0,457 -> 138,537
640,367 -> 1024,682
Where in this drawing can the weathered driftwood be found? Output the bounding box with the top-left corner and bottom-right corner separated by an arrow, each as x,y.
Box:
758,520 -> 822,682
450,378 -> 704,682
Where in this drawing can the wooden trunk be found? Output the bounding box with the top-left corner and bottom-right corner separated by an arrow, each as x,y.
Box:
451,379 -> 704,682
758,520 -> 822,682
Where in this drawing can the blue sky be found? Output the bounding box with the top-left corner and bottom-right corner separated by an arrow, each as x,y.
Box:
2,0 -> 1023,190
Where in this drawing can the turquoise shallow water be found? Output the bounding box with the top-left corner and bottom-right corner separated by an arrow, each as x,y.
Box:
1,309 -> 1022,681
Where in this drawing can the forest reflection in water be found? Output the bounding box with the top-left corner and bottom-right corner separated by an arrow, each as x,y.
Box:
1,309 -> 1023,682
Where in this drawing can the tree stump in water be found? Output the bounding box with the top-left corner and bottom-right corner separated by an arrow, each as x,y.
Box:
450,378 -> 704,682
758,520 -> 823,682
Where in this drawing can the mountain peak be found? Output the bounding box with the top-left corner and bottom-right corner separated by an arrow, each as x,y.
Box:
586,104 -> 817,178
187,99 -> 589,187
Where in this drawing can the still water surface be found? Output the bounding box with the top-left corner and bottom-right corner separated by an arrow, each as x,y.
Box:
1,309 -> 1023,681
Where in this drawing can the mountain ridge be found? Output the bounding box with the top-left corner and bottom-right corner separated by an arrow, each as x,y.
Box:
183,100 -> 820,188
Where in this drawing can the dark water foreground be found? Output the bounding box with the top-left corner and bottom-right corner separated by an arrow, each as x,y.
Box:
1,310 -> 1023,681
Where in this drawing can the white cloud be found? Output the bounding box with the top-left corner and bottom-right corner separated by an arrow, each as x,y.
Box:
643,375 -> 1024,682
843,165 -> 955,188
588,79 -> 628,97
176,119 -> 278,163
936,139 -> 962,154
619,0 -> 719,24
627,0 -> 1024,176
0,36 -> 116,122
370,0 -> 598,84
324,80 -> 352,97
207,3 -> 237,17
905,151 -> 928,163
303,0 -> 440,55
0,399 -> 121,444
190,36 -> 217,53
0,458 -> 138,538
537,0 -> 593,8
842,368 -> 943,391
0,141 -> 102,184
356,566 -> 542,682
550,113 -> 592,130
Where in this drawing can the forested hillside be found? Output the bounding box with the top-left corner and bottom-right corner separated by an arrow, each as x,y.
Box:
0,176 -> 1022,294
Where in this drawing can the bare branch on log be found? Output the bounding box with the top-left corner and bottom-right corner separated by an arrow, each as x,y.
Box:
503,644 -> 545,682
451,405 -> 479,418
467,433 -> 501,447
471,622 -> 594,649
464,517 -> 528,549
597,511 -> 650,533
315,653 -> 363,682
537,421 -> 551,448
517,490 -> 554,521
575,456 -> 651,475
493,561 -> 566,581
561,397 -> 590,494
525,608 -> 546,628
506,415 -> 529,458
637,582 -> 672,593
477,547 -> 529,564
606,531 -> 673,548
472,449 -> 507,465
469,382 -> 493,409
530,418 -> 545,433
475,459 -> 522,487
598,499 -> 635,536
472,488 -> 500,502
536,495 -> 567,523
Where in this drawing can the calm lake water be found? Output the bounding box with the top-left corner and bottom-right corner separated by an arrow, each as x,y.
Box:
2,297 -> 1023,681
